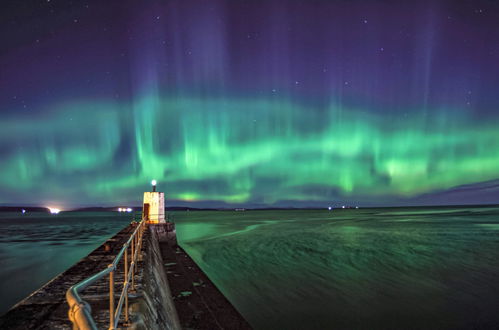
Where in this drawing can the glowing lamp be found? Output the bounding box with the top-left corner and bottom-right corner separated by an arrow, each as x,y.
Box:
49,208 -> 61,214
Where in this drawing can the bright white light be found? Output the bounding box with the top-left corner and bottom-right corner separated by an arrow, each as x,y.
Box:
127,208 -> 132,212
49,208 -> 61,214
151,180 -> 157,186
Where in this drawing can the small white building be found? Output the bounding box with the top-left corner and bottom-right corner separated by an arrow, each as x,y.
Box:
142,180 -> 165,223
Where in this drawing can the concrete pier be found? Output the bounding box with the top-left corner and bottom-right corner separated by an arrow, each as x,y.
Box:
0,222 -> 251,329
155,225 -> 252,330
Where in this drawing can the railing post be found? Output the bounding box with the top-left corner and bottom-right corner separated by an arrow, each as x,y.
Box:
131,235 -> 135,292
109,265 -> 115,330
124,246 -> 129,324
131,237 -> 134,262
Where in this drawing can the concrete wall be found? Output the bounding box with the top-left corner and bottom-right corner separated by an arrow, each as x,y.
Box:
129,226 -> 181,330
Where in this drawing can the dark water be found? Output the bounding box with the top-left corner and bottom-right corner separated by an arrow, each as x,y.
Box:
173,207 -> 499,330
0,212 -> 132,315
1,208 -> 499,329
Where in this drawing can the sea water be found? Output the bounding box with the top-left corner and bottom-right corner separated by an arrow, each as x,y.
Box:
1,207 -> 499,329
173,207 -> 499,329
0,212 -> 132,314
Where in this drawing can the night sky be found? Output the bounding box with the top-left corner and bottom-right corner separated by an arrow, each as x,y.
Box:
1,0 -> 499,208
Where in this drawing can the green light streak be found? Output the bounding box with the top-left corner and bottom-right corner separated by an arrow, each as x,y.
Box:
1,96 -> 498,206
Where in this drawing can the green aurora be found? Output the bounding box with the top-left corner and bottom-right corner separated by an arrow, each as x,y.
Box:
1,95 -> 498,207
3,0 -> 499,207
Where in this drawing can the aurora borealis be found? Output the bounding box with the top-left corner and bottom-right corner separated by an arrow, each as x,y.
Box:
1,0 -> 499,207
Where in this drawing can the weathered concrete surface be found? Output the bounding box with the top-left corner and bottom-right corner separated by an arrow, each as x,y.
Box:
158,225 -> 253,330
129,224 -> 181,330
0,223 -> 140,329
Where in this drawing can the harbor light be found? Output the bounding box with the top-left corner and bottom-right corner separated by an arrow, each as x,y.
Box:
143,180 -> 165,223
49,207 -> 61,214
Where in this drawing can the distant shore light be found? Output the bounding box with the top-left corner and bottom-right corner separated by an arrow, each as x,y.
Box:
49,207 -> 61,214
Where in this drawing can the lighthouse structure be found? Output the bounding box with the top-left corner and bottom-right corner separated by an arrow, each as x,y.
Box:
142,179 -> 165,223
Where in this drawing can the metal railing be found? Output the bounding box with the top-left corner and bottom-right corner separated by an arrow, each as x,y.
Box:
66,217 -> 147,330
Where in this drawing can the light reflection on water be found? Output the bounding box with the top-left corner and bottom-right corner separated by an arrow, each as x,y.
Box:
174,207 -> 499,330
0,212 -> 132,315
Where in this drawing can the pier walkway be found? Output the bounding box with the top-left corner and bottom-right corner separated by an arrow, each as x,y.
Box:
156,225 -> 251,329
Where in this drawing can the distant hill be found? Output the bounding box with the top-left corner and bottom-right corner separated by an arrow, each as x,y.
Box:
70,206 -> 129,212
0,206 -> 50,213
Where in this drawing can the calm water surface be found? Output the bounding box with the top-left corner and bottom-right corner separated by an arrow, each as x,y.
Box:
174,207 -> 499,329
0,212 -> 132,314
1,207 -> 499,329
